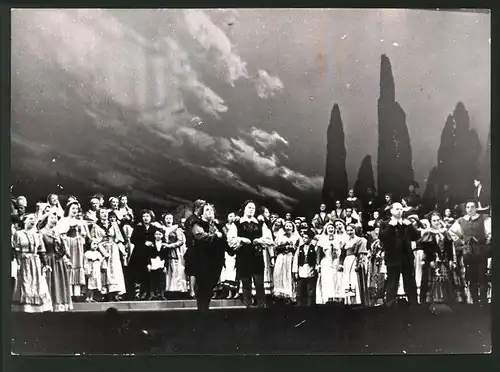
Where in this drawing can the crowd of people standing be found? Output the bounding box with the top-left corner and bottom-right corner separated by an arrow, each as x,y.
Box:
10,177 -> 491,312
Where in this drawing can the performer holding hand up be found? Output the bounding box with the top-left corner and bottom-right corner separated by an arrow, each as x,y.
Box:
379,202 -> 420,308
191,203 -> 226,311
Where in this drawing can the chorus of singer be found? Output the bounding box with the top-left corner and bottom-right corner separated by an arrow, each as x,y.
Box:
10,178 -> 491,312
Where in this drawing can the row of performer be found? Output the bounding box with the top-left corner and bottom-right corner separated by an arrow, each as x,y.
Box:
10,193 -> 491,312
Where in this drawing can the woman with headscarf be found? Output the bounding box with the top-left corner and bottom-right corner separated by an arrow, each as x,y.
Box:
47,193 -> 65,219
38,211 -> 73,311
339,224 -> 369,305
233,200 -> 268,308
273,220 -> 302,303
315,221 -> 346,304
12,213 -> 53,313
129,210 -> 158,300
55,200 -> 88,299
191,203 -> 226,311
161,213 -> 189,296
90,208 -> 127,301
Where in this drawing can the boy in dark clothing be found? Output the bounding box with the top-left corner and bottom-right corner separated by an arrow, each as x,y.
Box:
292,229 -> 318,306
147,229 -> 168,301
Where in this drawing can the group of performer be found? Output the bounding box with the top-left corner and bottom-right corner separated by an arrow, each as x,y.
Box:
10,177 -> 491,312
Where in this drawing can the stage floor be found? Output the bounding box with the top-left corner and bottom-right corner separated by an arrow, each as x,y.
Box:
11,303 -> 491,355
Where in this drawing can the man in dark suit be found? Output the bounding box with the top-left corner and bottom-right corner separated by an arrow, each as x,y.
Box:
379,202 -> 420,307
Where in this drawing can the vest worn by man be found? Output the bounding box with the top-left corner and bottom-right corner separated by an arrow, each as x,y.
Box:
457,215 -> 488,257
297,244 -> 317,268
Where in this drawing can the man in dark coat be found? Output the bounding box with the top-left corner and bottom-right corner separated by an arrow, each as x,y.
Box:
129,210 -> 158,300
379,202 -> 420,307
473,177 -> 490,215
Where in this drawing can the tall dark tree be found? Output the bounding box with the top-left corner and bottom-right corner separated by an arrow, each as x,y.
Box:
423,166 -> 439,210
481,129 -> 491,190
354,155 -> 375,202
322,103 -> 348,208
377,54 -> 414,201
436,102 -> 481,201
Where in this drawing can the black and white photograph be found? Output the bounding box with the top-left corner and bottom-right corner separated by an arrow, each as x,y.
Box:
10,8 -> 491,355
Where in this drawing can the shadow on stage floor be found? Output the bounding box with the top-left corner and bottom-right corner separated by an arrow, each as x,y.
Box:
11,303 -> 491,355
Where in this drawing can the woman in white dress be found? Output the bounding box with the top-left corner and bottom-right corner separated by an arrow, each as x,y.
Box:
315,221 -> 345,304
340,224 -> 369,305
220,212 -> 239,298
273,221 -> 302,302
161,213 -> 189,295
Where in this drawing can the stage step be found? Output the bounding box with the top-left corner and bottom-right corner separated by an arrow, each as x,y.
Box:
69,299 -> 245,312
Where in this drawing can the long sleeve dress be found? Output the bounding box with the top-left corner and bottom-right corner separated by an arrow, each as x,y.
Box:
339,236 -> 369,305
12,229 -> 53,313
164,225 -> 189,293
55,217 -> 88,297
420,229 -> 456,304
273,232 -> 302,300
40,227 -> 73,311
90,222 -> 126,296
315,233 -> 345,304
220,223 -> 239,291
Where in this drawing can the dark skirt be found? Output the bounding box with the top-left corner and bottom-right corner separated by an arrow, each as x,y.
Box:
368,256 -> 385,303
45,254 -> 73,311
425,262 -> 457,304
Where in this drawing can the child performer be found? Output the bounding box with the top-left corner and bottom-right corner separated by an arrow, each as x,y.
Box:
292,229 -> 318,306
147,230 -> 168,300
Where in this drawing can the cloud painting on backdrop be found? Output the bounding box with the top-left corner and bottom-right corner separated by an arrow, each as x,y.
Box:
11,8 -> 490,215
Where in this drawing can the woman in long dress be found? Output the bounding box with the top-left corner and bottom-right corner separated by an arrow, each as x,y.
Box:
55,200 -> 88,299
258,207 -> 275,296
315,221 -> 345,304
367,227 -> 386,306
12,213 -> 53,313
339,224 -> 369,305
161,213 -> 189,295
38,212 -> 73,311
90,208 -> 127,301
273,221 -> 302,302
220,212 -> 239,298
419,212 -> 457,305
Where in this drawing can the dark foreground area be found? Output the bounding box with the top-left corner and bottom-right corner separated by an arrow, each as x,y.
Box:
11,303 -> 491,355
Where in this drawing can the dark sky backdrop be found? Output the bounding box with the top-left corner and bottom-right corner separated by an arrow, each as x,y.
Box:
11,9 -> 490,213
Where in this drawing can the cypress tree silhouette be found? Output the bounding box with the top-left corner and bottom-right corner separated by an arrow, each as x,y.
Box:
354,155 -> 375,202
423,166 -> 439,210
322,103 -> 348,208
481,129 -> 491,189
377,54 -> 415,200
436,102 -> 481,201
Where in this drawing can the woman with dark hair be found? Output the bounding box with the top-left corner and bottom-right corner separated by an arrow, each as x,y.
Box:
184,199 -> 207,298
191,203 -> 226,311
129,210 -> 158,300
12,214 -> 53,312
39,212 -> 73,311
345,189 -> 362,214
55,200 -> 88,299
91,208 -> 127,301
161,213 -> 189,296
233,200 -> 268,308
419,211 -> 457,306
